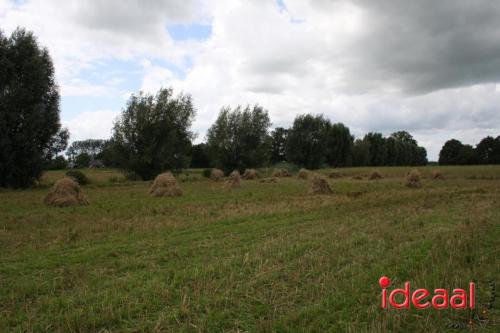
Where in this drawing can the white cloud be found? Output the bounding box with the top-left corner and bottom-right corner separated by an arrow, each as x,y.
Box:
63,110 -> 120,142
140,59 -> 176,93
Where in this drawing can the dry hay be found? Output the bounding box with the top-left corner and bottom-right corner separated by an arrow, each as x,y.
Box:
352,175 -> 364,180
308,174 -> 332,194
297,168 -> 309,180
328,171 -> 342,179
272,169 -> 291,178
242,169 -> 258,180
406,169 -> 422,188
369,170 -> 383,180
210,168 -> 224,181
225,170 -> 241,189
259,177 -> 278,183
149,172 -> 183,197
432,169 -> 445,180
43,177 -> 90,207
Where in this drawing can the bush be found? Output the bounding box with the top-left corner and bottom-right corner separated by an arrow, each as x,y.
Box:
47,156 -> 67,170
65,170 -> 90,185
125,172 -> 142,181
108,176 -> 126,184
202,168 -> 211,178
273,162 -> 299,174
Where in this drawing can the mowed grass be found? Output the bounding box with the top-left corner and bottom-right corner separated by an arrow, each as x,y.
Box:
0,166 -> 499,332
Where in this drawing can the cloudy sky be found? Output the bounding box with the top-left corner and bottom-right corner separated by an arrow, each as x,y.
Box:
2,0 -> 500,160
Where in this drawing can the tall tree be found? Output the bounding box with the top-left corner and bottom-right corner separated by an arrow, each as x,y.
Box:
439,139 -> 464,165
190,143 -> 211,168
206,105 -> 271,173
111,88 -> 195,179
364,132 -> 387,166
390,131 -> 417,145
270,127 -> 288,164
0,28 -> 63,187
352,138 -> 371,166
66,139 -> 107,161
325,123 -> 353,167
475,136 -> 500,164
286,114 -> 330,169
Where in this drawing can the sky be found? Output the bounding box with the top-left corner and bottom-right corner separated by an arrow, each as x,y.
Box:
2,0 -> 500,160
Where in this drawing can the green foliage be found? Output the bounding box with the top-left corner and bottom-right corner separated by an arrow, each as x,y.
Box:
438,139 -> 476,165
206,105 -> 271,173
354,131 -> 427,167
44,128 -> 69,162
46,156 -> 67,170
75,153 -> 91,168
352,138 -> 371,166
285,114 -> 330,169
124,171 -> 142,181
0,28 -> 63,187
65,170 -> 90,185
66,139 -> 107,161
390,130 -> 417,145
476,136 -> 500,164
364,132 -> 387,166
273,161 -> 300,173
111,88 -> 195,180
270,127 -> 289,164
439,136 -> 500,165
202,168 -> 211,178
285,115 -> 353,169
190,143 -> 211,168
325,123 -> 353,167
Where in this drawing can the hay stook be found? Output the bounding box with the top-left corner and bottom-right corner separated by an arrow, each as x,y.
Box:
43,177 -> 90,207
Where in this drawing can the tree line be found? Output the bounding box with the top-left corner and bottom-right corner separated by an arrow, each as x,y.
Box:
439,137 -> 500,165
46,88 -> 429,180
0,27 -> 497,188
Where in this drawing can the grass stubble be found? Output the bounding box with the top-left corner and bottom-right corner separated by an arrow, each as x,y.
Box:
0,166 -> 499,332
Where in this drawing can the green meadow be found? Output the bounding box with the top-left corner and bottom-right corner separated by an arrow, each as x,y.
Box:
1,166 -> 499,332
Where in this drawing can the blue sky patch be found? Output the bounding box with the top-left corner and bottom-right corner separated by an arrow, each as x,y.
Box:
167,23 -> 212,41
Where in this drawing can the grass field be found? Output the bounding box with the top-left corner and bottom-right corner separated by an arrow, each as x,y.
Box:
1,166 -> 499,332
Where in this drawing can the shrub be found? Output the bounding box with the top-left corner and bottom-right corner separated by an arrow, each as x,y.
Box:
65,170 -> 89,185
47,156 -> 67,170
202,168 -> 212,178
108,176 -> 126,184
125,172 -> 142,181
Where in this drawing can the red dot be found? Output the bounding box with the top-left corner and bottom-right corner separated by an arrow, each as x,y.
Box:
379,276 -> 391,288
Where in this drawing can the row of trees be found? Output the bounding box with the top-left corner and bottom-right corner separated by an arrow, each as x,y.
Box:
439,137 -> 500,165
200,111 -> 427,173
1,27 -> 496,187
78,92 -> 427,179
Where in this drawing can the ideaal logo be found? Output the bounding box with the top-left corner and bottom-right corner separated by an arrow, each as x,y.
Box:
379,276 -> 497,329
379,276 -> 475,309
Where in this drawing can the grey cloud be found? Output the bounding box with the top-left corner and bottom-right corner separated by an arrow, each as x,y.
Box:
72,0 -> 200,36
340,0 -> 500,94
